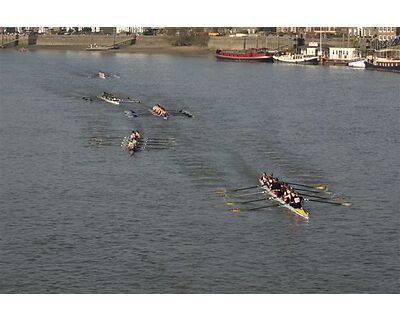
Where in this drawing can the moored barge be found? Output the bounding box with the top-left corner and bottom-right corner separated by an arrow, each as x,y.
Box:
215,49 -> 274,62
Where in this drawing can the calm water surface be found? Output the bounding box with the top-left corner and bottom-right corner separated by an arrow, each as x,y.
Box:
0,49 -> 398,293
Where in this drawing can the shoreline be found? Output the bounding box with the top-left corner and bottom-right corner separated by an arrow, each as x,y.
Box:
14,45 -> 213,56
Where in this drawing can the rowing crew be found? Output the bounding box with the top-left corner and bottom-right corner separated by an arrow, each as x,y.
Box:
259,172 -> 304,209
102,91 -> 120,102
98,70 -> 106,79
127,130 -> 141,151
152,104 -> 169,117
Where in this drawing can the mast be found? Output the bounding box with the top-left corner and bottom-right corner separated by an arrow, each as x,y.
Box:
319,27 -> 322,56
347,27 -> 350,48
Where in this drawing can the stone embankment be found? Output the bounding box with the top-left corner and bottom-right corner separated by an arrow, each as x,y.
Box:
1,34 -> 361,51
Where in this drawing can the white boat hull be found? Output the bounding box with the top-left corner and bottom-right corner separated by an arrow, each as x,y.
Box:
273,55 -> 319,65
348,60 -> 366,68
98,96 -> 120,105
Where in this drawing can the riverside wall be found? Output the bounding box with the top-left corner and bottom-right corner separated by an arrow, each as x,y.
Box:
36,35 -> 133,46
1,34 -> 360,51
33,35 -> 171,48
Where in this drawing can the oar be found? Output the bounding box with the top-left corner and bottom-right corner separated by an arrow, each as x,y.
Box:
230,203 -> 280,213
123,100 -> 141,104
293,187 -> 326,194
249,203 -> 281,211
142,141 -> 172,145
299,192 -> 344,201
228,191 -> 265,198
178,110 -> 194,118
216,185 -> 259,194
305,199 -> 352,206
138,138 -> 174,142
231,185 -> 259,192
224,198 -> 266,206
141,145 -> 171,149
298,193 -> 330,200
169,110 -> 194,117
282,181 -> 327,190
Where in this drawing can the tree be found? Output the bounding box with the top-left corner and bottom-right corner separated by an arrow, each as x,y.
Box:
82,27 -> 93,34
165,27 -> 209,47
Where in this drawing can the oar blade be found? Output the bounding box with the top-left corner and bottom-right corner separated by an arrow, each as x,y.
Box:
230,208 -> 241,213
224,202 -> 235,206
216,193 -> 227,198
341,202 -> 352,207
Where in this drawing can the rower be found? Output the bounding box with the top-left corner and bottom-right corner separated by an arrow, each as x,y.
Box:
270,178 -> 282,195
129,130 -> 136,141
259,172 -> 272,186
266,173 -> 274,189
152,105 -> 161,114
290,192 -> 304,209
259,172 -> 267,186
133,130 -> 141,139
127,138 -> 138,150
282,183 -> 294,203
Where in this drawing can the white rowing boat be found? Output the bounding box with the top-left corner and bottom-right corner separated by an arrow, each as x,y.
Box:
98,71 -> 106,79
98,95 -> 120,105
260,185 -> 309,220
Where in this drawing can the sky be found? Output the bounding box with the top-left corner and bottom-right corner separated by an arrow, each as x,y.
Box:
3,0 -> 400,27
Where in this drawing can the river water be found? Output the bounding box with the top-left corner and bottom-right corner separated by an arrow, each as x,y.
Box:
0,49 -> 398,293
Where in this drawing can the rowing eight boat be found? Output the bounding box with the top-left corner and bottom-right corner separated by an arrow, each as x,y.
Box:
260,185 -> 309,220
149,109 -> 169,119
98,95 -> 120,105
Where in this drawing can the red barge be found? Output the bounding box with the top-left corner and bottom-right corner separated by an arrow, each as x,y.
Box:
215,49 -> 274,62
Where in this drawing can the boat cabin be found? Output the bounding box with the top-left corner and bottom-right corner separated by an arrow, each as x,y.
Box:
328,47 -> 360,61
